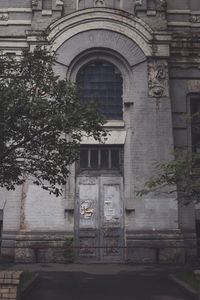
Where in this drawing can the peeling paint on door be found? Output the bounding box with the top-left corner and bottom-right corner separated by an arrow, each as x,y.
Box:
75,176 -> 124,261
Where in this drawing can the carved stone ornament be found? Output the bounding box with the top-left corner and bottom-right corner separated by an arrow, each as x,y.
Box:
94,0 -> 106,7
148,60 -> 169,98
56,0 -> 64,5
155,0 -> 167,10
189,15 -> 200,23
135,0 -> 143,6
0,13 -> 9,21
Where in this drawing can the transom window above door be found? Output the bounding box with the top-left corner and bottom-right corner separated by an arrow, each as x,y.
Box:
76,60 -> 123,120
79,146 -> 123,170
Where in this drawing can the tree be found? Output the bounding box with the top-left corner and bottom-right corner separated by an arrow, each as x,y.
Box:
0,46 -> 106,196
136,113 -> 200,205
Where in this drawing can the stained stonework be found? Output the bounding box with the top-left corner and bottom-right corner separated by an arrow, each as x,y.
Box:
148,59 -> 169,98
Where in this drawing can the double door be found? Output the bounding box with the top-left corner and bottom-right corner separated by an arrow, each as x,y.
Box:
75,175 -> 124,261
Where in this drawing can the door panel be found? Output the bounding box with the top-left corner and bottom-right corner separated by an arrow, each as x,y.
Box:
100,177 -> 123,260
76,176 -> 123,261
76,177 -> 99,260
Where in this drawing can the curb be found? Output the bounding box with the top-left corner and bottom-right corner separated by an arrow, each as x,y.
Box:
21,273 -> 39,299
169,274 -> 200,300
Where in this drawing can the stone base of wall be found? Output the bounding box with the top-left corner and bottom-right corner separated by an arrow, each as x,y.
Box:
8,230 -> 198,264
15,232 -> 74,263
125,230 -> 186,263
1,231 -> 18,258
181,230 -> 198,262
0,271 -> 23,300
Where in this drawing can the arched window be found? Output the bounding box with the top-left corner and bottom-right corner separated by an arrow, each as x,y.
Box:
76,60 -> 123,120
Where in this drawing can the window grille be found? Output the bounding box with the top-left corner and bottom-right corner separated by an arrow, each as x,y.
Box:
79,146 -> 122,170
76,61 -> 123,120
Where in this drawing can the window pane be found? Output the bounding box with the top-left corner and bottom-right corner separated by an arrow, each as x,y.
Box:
80,150 -> 88,168
76,61 -> 123,120
100,149 -> 109,168
90,150 -> 98,168
111,149 -> 119,169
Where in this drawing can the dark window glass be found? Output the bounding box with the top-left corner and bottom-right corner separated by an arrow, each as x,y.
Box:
100,149 -> 109,168
77,61 -> 123,120
191,97 -> 200,154
111,149 -> 119,168
90,149 -> 98,168
79,147 -> 122,170
80,150 -> 88,168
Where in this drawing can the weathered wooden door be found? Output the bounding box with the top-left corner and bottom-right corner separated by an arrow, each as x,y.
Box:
75,175 -> 124,261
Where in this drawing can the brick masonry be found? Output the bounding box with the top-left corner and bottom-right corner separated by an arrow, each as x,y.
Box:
0,271 -> 23,300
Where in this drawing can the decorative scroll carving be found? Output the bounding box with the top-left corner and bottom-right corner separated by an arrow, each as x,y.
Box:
0,13 -> 9,21
148,60 -> 169,98
190,15 -> 200,23
94,0 -> 105,7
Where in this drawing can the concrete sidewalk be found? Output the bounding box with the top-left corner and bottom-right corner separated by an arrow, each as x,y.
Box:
18,264 -> 192,300
5,263 -> 195,300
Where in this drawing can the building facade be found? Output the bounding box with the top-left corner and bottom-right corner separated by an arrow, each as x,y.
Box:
0,0 -> 199,263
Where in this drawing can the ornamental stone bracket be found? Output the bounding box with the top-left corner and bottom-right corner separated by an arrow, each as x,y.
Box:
32,0 -> 63,11
155,0 -> 167,11
148,59 -> 169,98
32,0 -> 42,10
93,0 -> 106,7
52,0 -> 64,11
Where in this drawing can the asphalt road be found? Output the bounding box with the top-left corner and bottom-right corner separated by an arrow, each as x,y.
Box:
23,265 -> 192,300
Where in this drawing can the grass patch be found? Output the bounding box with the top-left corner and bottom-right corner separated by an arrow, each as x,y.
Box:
21,271 -> 35,288
63,235 -> 74,263
177,268 -> 200,291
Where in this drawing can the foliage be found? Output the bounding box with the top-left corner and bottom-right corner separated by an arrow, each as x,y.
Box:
178,267 -> 200,291
136,112 -> 200,204
0,46 -> 106,196
21,270 -> 36,288
63,235 -> 74,263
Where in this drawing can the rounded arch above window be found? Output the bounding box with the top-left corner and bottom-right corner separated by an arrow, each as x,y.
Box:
76,60 -> 123,120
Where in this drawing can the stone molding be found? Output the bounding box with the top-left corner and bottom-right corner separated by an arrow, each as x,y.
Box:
148,59 -> 169,98
46,8 -> 170,58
